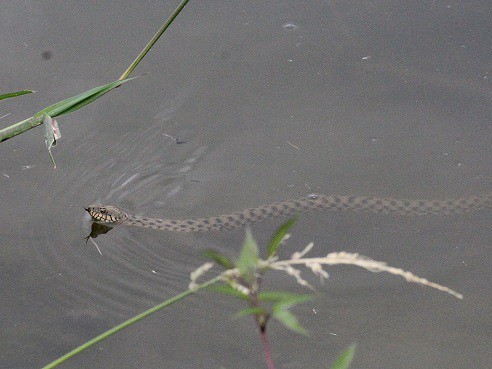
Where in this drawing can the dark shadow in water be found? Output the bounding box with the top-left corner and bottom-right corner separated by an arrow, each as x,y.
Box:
85,222 -> 114,240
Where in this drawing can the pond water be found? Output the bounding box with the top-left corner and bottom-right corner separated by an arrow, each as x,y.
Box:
1,1 -> 490,368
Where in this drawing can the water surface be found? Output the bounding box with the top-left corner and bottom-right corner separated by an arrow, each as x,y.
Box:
1,1 -> 490,368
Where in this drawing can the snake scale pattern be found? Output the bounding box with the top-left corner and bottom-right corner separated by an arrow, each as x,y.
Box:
87,191 -> 492,232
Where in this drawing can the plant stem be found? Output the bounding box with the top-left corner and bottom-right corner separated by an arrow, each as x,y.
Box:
119,0 -> 192,80
0,117 -> 39,143
259,328 -> 275,369
249,273 -> 275,369
42,275 -> 222,369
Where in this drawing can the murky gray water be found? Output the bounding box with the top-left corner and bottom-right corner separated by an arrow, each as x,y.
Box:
1,1 -> 490,368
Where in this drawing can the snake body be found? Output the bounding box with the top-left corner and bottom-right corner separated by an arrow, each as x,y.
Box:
87,192 -> 491,232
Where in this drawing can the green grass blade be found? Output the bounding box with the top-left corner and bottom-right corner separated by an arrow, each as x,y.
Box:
234,307 -> 267,318
331,344 -> 356,369
0,90 -> 35,101
41,274 -> 222,369
259,291 -> 313,307
208,284 -> 249,300
0,117 -> 41,143
0,78 -> 135,143
2,0 -> 189,142
204,249 -> 234,269
271,308 -> 307,335
35,77 -> 136,118
267,217 -> 297,258
119,0 -> 192,80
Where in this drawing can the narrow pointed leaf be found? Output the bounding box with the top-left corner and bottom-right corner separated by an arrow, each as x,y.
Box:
35,77 -> 136,118
0,90 -> 34,101
331,344 -> 356,369
204,249 -> 233,269
272,308 -> 307,335
267,217 -> 297,257
274,295 -> 313,310
260,291 -> 313,307
234,307 -> 266,318
208,284 -> 249,300
1,78 -> 136,143
237,228 -> 259,283
119,0 -> 192,80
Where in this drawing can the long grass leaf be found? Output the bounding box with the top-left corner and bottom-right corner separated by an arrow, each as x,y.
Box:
0,78 -> 135,142
204,249 -> 234,269
234,307 -> 266,318
119,0 -> 192,80
259,291 -> 313,306
35,77 -> 135,118
0,90 -> 34,101
267,217 -> 297,257
331,344 -> 356,369
271,308 -> 307,335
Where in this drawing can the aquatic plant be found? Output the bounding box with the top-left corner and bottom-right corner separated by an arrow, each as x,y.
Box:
43,219 -> 461,369
0,0 -> 192,167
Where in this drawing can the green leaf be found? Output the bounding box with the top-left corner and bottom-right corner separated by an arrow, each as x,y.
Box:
236,228 -> 259,283
119,0 -> 192,80
331,344 -> 356,369
34,77 -> 136,119
260,291 -> 313,307
272,307 -> 307,335
0,90 -> 34,101
1,78 -> 137,143
234,307 -> 266,318
208,284 -> 249,300
270,293 -> 312,335
204,249 -> 234,269
267,217 -> 297,257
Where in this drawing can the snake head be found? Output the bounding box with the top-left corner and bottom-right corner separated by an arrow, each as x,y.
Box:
86,203 -> 128,224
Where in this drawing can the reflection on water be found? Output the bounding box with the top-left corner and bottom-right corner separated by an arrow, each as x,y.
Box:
32,134 -> 213,316
86,222 -> 113,240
